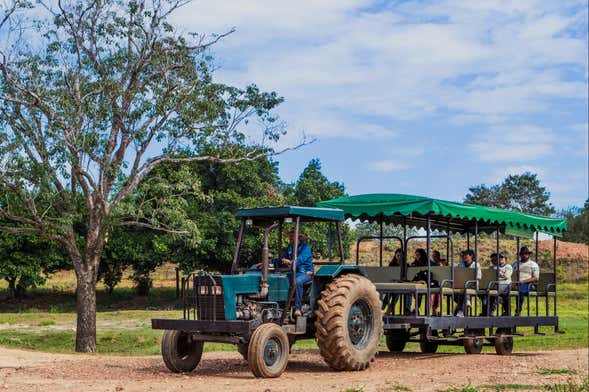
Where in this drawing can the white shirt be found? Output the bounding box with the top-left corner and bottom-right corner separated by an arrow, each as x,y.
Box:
491,264 -> 513,284
512,260 -> 539,282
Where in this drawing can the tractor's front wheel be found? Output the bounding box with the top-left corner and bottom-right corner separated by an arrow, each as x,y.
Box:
161,330 -> 203,373
247,323 -> 290,378
315,274 -> 383,371
237,342 -> 249,360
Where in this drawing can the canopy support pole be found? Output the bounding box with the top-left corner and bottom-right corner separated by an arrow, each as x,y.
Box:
495,224 -> 500,316
474,221 -> 478,259
336,222 -> 345,263
230,220 -> 245,275
535,231 -> 539,262
277,221 -> 283,262
553,237 -> 558,327
327,223 -> 332,261
467,230 -> 470,250
379,214 -> 384,267
516,237 -> 521,283
402,216 -> 407,280
282,217 -> 300,324
426,214 -> 431,317
446,221 -> 450,265
473,220 -> 478,317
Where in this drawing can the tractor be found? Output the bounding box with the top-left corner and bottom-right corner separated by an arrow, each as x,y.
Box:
152,206 -> 382,378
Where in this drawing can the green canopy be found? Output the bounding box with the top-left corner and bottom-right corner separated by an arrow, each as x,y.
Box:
236,206 -> 344,223
317,194 -> 567,237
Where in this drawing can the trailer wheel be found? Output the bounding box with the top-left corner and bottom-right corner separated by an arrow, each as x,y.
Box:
315,274 -> 383,371
419,329 -> 439,354
494,329 -> 513,355
463,329 -> 484,354
161,330 -> 203,373
386,330 -> 409,352
237,342 -> 248,360
247,323 -> 289,378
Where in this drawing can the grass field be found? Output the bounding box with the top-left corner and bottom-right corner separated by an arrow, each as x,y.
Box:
0,275 -> 586,355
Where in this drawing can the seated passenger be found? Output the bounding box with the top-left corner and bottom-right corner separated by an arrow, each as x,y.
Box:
383,249 -> 411,315
389,248 -> 404,267
486,253 -> 513,316
413,248 -> 438,267
512,246 -> 540,316
431,250 -> 447,266
409,249 -> 438,314
454,249 -> 481,317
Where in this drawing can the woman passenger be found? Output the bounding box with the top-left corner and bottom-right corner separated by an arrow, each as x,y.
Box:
384,249 -> 411,315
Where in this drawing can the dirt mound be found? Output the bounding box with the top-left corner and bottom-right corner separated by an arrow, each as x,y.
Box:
540,240 -> 588,261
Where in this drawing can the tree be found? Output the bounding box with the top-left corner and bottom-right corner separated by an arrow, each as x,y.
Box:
0,229 -> 66,298
0,0 -> 302,352
561,200 -> 589,245
465,172 -> 555,215
284,159 -> 353,258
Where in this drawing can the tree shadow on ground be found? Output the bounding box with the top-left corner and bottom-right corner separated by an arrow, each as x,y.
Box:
0,287 -> 180,313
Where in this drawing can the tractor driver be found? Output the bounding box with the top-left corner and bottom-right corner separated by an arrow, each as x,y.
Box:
273,230 -> 314,318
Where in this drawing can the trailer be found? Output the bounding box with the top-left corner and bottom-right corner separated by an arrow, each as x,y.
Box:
318,193 -> 567,355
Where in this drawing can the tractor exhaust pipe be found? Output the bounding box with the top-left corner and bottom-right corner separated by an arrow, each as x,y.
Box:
251,223 -> 278,298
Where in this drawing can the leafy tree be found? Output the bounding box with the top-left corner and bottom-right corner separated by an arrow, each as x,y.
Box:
0,0 -> 298,352
561,200 -> 589,245
284,159 -> 352,259
166,144 -> 284,273
0,226 -> 67,298
465,172 -> 555,215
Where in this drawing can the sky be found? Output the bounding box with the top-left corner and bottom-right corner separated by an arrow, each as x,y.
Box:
173,0 -> 589,210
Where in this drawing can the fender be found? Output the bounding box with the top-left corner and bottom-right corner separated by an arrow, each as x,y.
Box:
310,265 -> 367,311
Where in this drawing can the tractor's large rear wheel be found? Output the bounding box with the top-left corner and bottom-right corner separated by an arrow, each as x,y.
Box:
161,330 -> 203,373
315,274 -> 383,371
247,323 -> 289,378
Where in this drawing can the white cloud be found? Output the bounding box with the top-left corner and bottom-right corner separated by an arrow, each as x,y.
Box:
170,0 -> 588,141
469,126 -> 556,162
485,165 -> 546,184
367,160 -> 410,172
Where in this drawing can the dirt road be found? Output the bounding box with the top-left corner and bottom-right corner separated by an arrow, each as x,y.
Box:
0,346 -> 587,391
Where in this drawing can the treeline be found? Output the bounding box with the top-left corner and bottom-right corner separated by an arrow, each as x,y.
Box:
0,154 -> 349,298
2,169 -> 586,299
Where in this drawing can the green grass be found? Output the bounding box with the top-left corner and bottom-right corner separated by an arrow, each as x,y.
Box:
391,386 -> 413,391
0,282 -> 586,355
437,385 -> 479,392
444,378 -> 589,392
538,368 -> 578,376
478,385 -> 543,391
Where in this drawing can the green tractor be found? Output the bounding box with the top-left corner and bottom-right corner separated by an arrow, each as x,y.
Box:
152,206 -> 382,378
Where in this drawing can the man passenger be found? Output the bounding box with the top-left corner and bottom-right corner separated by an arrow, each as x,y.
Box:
512,246 -> 540,316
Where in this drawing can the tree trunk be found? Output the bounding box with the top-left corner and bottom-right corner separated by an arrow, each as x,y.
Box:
7,278 -> 16,299
75,270 -> 97,352
71,202 -> 107,353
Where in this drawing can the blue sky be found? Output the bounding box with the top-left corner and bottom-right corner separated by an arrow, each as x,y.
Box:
173,0 -> 589,210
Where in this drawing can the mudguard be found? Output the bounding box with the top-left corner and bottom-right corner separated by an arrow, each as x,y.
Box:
310,265 -> 366,311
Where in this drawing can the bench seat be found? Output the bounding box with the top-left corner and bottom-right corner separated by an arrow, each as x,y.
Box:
374,282 -> 426,291
528,291 -> 556,297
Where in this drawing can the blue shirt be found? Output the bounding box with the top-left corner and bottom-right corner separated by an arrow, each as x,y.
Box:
277,242 -> 314,274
